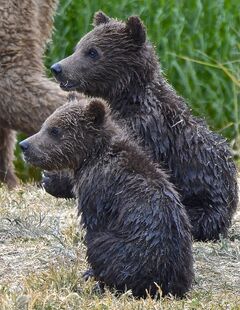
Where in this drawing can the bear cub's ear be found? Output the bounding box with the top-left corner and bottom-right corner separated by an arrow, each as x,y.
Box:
126,16 -> 146,45
87,99 -> 106,126
93,11 -> 110,26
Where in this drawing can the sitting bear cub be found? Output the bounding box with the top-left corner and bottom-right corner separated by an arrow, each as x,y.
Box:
20,97 -> 193,298
49,12 -> 238,242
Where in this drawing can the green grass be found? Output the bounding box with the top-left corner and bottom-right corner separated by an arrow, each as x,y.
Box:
0,184 -> 240,309
16,0 -> 240,180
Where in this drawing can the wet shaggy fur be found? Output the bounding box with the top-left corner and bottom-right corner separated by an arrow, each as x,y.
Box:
0,0 -> 68,188
20,98 -> 194,298
49,12 -> 238,241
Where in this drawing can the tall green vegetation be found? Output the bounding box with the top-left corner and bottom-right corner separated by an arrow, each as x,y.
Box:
16,0 -> 240,180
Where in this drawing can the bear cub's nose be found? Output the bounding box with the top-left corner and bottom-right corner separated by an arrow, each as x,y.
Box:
51,63 -> 62,76
19,140 -> 30,152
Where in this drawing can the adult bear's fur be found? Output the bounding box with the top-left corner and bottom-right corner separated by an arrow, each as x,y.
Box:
0,0 -> 68,187
49,12 -> 238,241
20,97 -> 194,298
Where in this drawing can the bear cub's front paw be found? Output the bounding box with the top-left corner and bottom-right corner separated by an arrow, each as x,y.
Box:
82,268 -> 95,281
41,171 -> 75,199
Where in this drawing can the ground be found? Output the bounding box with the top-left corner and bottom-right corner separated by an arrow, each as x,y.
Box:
0,181 -> 239,309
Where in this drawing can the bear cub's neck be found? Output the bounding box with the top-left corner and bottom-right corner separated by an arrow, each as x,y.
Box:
104,71 -> 190,122
72,125 -> 168,192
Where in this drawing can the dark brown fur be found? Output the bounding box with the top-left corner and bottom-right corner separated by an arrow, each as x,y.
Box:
20,98 -> 194,298
49,12 -> 238,241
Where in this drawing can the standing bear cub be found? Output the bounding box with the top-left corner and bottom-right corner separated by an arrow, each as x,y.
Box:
0,0 -> 68,188
49,12 -> 238,241
20,97 -> 194,298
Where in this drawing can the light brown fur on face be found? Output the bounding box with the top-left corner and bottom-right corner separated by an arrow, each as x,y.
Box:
20,98 -> 115,171
0,0 -> 69,188
52,14 -> 155,100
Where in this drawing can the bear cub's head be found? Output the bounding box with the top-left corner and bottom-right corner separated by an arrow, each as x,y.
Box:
19,97 -> 113,171
51,12 -> 157,100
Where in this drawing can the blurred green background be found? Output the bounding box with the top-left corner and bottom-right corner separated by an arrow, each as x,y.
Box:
15,0 -> 240,181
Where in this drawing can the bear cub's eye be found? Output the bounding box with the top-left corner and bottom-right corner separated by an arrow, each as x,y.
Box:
87,48 -> 99,59
49,127 -> 60,137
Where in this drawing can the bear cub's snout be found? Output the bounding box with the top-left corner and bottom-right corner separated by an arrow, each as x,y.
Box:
19,140 -> 30,152
51,63 -> 62,76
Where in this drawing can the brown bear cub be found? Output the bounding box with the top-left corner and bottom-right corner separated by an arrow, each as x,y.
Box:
20,97 -> 194,298
48,12 -> 238,242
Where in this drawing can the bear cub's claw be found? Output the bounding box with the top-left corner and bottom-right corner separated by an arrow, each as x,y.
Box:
82,268 -> 95,281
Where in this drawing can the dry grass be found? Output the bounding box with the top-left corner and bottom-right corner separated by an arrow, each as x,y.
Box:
0,182 -> 239,310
